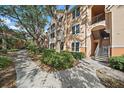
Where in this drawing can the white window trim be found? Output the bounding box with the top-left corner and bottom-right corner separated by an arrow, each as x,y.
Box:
72,41 -> 80,52
72,24 -> 80,35
72,7 -> 80,19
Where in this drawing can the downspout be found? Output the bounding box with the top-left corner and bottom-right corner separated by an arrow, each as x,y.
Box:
85,6 -> 88,57
106,6 -> 113,57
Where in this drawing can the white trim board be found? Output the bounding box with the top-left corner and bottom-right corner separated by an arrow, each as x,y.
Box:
111,45 -> 124,48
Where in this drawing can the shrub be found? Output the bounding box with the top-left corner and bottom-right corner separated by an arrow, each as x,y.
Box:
71,52 -> 85,60
60,51 -> 75,68
122,54 -> 124,57
27,43 -> 38,54
38,47 -> 46,53
0,49 -> 7,54
8,49 -> 19,52
0,56 -> 12,69
109,56 -> 124,71
41,49 -> 75,70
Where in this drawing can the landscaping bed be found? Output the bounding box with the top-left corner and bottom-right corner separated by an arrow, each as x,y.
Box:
27,44 -> 85,72
0,55 -> 16,88
109,55 -> 124,71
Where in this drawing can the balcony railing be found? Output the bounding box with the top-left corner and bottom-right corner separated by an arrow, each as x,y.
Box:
91,13 -> 105,24
56,31 -> 64,41
57,35 -> 62,40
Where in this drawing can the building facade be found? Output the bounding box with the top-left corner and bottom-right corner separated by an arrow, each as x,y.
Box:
47,5 -> 124,58
0,29 -> 26,49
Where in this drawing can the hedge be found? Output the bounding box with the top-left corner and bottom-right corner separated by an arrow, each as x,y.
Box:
41,49 -> 75,70
109,56 -> 124,71
0,56 -> 12,69
27,47 -> 85,70
71,52 -> 85,60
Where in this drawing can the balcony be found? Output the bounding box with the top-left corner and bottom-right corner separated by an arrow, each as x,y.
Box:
91,13 -> 105,24
49,37 -> 56,43
57,35 -> 62,41
51,23 -> 56,32
51,28 -> 56,32
56,31 -> 64,41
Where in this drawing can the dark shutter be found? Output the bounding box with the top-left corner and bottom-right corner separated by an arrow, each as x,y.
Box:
76,24 -> 80,34
72,42 -> 75,51
76,7 -> 80,17
72,26 -> 75,34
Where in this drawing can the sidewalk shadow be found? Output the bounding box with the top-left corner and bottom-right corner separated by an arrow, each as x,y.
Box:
53,64 -> 103,88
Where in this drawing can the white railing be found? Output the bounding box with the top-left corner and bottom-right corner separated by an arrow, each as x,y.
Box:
91,13 -> 105,24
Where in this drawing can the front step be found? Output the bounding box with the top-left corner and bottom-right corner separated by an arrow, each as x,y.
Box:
91,56 -> 109,62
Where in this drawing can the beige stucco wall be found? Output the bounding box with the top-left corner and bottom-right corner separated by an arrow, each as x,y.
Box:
64,6 -> 88,53
48,5 -> 124,57
111,6 -> 124,47
110,6 -> 124,56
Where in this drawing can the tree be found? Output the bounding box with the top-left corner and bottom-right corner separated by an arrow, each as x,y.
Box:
0,5 -> 48,47
0,19 -> 9,50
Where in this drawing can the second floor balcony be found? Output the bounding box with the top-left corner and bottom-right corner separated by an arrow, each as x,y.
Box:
91,13 -> 105,24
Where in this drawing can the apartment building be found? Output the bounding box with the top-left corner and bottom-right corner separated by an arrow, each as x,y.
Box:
0,29 -> 26,49
0,29 -> 15,49
47,5 -> 124,58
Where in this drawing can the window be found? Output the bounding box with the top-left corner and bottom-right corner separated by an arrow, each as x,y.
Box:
72,7 -> 80,19
72,42 -> 80,52
50,43 -> 54,49
76,42 -> 79,51
59,16 -> 63,22
76,7 -> 80,17
51,23 -> 55,31
76,24 -> 80,34
72,24 -> 80,34
51,33 -> 55,38
72,26 -> 75,34
72,42 -> 75,51
60,42 -> 64,50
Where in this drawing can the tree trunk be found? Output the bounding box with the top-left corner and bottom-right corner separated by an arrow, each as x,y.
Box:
2,32 -> 7,50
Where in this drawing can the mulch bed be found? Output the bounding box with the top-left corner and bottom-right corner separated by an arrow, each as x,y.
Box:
0,63 -> 16,88
28,52 -> 80,73
0,53 -> 16,88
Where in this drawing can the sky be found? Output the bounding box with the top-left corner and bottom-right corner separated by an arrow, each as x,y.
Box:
0,5 -> 74,32
0,16 -> 19,30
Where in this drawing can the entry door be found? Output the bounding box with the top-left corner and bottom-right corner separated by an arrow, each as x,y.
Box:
101,46 -> 109,56
95,45 -> 109,57
98,46 -> 109,57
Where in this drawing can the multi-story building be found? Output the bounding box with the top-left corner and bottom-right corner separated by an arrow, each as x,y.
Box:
0,29 -> 26,49
47,5 -> 124,59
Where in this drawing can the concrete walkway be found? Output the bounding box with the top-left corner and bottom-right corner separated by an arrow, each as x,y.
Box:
13,50 -> 106,88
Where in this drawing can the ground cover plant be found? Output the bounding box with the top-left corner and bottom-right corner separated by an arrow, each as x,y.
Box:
0,56 -> 12,69
109,55 -> 124,71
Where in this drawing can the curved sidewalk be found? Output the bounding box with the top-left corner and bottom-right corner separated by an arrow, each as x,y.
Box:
13,50 -> 105,88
